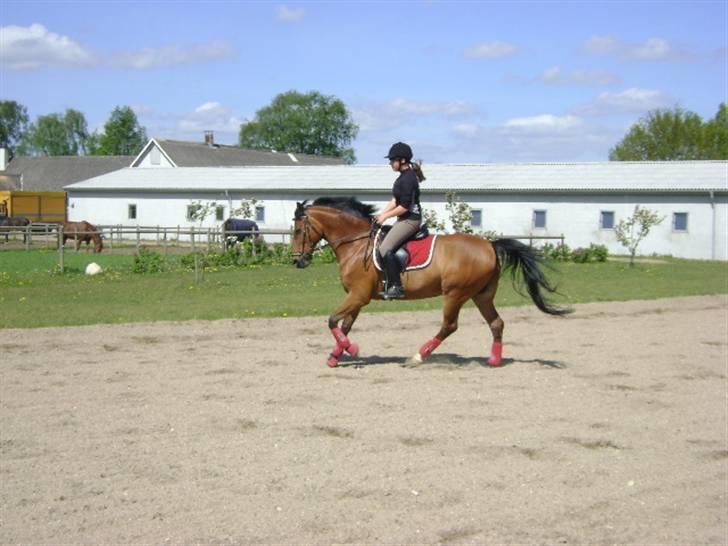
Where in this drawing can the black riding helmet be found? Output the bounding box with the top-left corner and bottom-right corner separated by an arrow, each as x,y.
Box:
385,142 -> 413,162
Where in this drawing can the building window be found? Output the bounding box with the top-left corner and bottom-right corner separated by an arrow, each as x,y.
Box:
533,210 -> 547,229
673,212 -> 688,232
255,206 -> 265,223
186,204 -> 200,221
600,211 -> 615,230
128,204 -> 137,220
471,209 -> 482,228
150,146 -> 160,165
215,205 -> 225,221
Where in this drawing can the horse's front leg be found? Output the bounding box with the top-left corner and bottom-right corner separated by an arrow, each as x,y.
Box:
326,293 -> 367,368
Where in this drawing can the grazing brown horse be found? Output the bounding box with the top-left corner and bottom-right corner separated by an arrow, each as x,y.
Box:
62,221 -> 103,253
292,197 -> 569,368
0,216 -> 30,243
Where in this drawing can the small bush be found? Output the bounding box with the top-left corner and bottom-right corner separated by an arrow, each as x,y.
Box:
541,242 -> 572,261
571,247 -> 592,263
313,245 -> 337,264
132,249 -> 166,274
590,244 -> 609,262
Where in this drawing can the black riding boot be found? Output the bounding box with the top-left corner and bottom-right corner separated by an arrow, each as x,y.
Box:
382,251 -> 406,300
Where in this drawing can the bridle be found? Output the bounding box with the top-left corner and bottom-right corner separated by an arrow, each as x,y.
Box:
293,210 -> 376,261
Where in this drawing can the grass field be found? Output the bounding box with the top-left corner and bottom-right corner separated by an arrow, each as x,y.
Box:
1,249 -> 726,329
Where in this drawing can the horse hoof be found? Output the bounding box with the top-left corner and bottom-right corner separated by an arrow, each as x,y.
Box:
488,356 -> 502,367
346,343 -> 359,358
410,352 -> 423,365
327,356 -> 339,368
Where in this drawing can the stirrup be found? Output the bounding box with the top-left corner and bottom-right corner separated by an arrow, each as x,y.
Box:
381,285 -> 406,300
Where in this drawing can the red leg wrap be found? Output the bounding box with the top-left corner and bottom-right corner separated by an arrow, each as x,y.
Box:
489,341 -> 503,367
419,337 -> 442,358
330,327 -> 350,349
327,343 -> 345,368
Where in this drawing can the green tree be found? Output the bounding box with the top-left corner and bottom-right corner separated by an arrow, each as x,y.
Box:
22,113 -> 72,156
239,91 -> 358,163
703,103 -> 728,159
0,100 -> 29,159
614,205 -> 664,267
609,107 -> 705,160
95,106 -> 148,156
19,109 -> 93,156
63,108 -> 90,155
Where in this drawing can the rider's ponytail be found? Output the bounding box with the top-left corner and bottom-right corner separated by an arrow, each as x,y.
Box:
411,160 -> 426,182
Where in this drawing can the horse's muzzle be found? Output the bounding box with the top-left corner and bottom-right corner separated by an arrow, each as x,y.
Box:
293,252 -> 312,269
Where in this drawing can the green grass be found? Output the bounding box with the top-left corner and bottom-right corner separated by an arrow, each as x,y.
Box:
1,249 -> 726,329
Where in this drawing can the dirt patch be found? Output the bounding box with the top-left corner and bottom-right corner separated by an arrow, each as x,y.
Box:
0,295 -> 726,544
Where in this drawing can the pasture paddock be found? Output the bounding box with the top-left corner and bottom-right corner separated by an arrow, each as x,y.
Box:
0,296 -> 725,543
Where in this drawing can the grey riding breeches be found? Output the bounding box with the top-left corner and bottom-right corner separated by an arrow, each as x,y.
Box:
379,218 -> 422,255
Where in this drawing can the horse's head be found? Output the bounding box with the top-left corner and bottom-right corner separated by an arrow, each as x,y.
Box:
292,201 -> 320,268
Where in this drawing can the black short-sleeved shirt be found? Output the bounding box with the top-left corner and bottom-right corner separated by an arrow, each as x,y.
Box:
392,169 -> 422,221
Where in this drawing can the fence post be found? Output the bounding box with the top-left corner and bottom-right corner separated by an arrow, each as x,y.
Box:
156,225 -> 160,246
25,224 -> 31,251
206,228 -> 211,254
191,228 -> 196,252
177,225 -> 180,247
58,226 -> 64,273
136,228 -> 140,254
163,227 -> 168,255
44,224 -> 49,249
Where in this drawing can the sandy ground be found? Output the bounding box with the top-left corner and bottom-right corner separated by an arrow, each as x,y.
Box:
1,295 -> 726,545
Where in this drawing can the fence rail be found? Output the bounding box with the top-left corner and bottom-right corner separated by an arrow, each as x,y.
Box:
1,224 -> 566,273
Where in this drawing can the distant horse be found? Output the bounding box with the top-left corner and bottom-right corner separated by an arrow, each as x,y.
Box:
61,221 -> 103,253
223,218 -> 260,250
292,197 -> 570,368
0,216 -> 30,243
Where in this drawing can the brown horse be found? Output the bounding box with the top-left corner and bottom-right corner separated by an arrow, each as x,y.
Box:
292,197 -> 569,368
0,216 -> 30,243
61,221 -> 103,253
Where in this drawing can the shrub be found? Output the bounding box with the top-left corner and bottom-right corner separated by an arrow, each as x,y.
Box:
541,242 -> 572,261
571,247 -> 592,263
590,244 -> 609,262
133,249 -> 166,274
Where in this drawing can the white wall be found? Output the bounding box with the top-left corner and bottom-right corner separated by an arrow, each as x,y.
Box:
133,145 -> 174,168
67,190 -> 728,260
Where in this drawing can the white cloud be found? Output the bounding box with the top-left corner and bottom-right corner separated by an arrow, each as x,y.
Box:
577,87 -> 672,116
540,65 -> 620,86
114,42 -> 236,69
276,5 -> 305,22
504,114 -> 582,131
442,117 -> 619,162
352,97 -> 479,133
0,23 -> 94,70
582,35 -> 694,62
464,41 -> 517,59
135,102 -> 245,142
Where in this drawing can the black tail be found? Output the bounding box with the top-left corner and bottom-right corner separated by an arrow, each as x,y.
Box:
492,238 -> 572,316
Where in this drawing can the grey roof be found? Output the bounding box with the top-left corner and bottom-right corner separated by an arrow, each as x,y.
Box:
151,139 -> 347,167
3,156 -> 134,191
0,174 -> 20,191
66,161 -> 728,194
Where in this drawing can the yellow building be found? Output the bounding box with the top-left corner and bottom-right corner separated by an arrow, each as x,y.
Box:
0,191 -> 67,222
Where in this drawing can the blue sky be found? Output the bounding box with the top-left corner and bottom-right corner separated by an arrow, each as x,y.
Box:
1,0 -> 726,163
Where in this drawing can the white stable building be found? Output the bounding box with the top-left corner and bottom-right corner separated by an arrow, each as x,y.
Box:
65,161 -> 728,260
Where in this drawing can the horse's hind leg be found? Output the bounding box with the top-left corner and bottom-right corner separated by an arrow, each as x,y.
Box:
472,278 -> 505,366
412,292 -> 467,364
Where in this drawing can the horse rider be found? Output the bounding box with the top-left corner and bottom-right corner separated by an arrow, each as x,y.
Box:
375,141 -> 425,300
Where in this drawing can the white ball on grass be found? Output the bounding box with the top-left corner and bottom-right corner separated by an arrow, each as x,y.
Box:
85,262 -> 103,276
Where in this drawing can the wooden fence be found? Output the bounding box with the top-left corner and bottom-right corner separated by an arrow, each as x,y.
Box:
0,224 -> 566,273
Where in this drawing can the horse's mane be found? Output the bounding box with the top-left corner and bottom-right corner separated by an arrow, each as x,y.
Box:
309,197 -> 377,220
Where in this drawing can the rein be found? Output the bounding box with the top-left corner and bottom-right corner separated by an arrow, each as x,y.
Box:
295,212 -> 375,262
